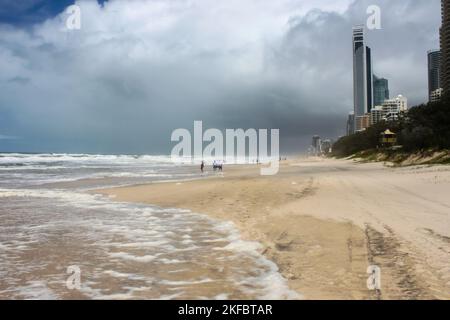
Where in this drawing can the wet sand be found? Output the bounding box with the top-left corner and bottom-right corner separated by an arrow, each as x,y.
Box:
96,158 -> 450,300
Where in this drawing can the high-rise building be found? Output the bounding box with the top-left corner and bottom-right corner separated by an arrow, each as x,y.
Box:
382,94 -> 408,121
373,75 -> 390,106
383,94 -> 408,112
346,112 -> 355,136
428,50 -> 441,102
431,88 -> 443,102
440,0 -> 450,96
369,95 -> 409,125
353,26 -> 373,122
370,106 -> 384,125
355,114 -> 370,132
320,140 -> 332,154
366,46 -> 374,111
311,135 -> 321,155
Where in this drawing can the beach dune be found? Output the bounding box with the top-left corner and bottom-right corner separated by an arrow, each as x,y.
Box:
97,158 -> 450,300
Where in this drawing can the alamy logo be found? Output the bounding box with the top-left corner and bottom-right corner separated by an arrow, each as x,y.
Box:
171,121 -> 280,175
66,265 -> 81,290
65,5 -> 81,30
367,5 -> 381,30
366,265 -> 381,290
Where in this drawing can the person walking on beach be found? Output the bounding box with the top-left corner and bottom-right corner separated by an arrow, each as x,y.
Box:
200,161 -> 205,173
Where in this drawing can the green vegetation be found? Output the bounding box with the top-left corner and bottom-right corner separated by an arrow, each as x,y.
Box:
332,98 -> 450,162
348,148 -> 450,166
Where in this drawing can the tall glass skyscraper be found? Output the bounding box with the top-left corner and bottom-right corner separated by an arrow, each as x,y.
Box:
366,46 -> 373,112
428,50 -> 441,102
440,0 -> 450,96
353,26 -> 373,120
373,75 -> 390,106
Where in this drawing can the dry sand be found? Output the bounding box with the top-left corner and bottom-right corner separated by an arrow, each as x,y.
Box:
96,158 -> 450,300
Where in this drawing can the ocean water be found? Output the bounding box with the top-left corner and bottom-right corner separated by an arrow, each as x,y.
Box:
0,153 -> 298,300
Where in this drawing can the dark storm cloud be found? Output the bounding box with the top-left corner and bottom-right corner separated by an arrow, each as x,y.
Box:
0,0 -> 442,154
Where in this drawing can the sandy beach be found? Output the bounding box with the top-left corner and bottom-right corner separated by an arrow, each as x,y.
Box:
96,158 -> 450,300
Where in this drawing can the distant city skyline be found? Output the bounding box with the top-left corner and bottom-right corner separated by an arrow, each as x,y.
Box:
350,22 -> 410,133
350,0 -> 446,135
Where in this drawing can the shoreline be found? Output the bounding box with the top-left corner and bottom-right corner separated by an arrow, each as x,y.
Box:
94,158 -> 450,300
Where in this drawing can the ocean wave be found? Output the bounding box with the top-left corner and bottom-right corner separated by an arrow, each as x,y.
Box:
0,153 -> 179,165
0,188 -> 299,300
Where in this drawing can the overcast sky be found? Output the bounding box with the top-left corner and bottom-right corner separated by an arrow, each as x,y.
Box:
0,0 -> 442,154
